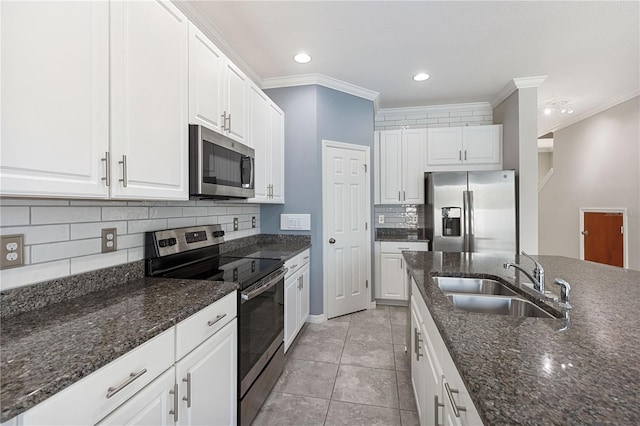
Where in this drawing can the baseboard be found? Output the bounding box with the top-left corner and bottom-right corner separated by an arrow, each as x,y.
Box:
375,298 -> 409,307
306,314 -> 327,324
370,301 -> 377,309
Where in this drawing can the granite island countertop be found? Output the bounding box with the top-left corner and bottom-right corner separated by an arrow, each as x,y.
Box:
403,251 -> 640,425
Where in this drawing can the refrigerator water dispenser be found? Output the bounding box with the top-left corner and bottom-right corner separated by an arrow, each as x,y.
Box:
441,207 -> 461,237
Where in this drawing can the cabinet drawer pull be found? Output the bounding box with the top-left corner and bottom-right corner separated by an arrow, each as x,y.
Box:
169,383 -> 179,422
397,247 -> 410,250
444,381 -> 466,417
434,395 -> 444,426
303,256 -> 310,261
106,368 -> 147,398
182,372 -> 192,408
101,151 -> 111,186
207,313 -> 227,327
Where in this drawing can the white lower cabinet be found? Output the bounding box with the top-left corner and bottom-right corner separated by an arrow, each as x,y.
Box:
97,367 -> 176,426
175,319 -> 237,426
376,242 -> 429,302
284,249 -> 311,351
18,292 -> 238,426
410,278 -> 483,426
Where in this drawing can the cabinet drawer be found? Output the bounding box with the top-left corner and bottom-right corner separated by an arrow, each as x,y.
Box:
176,291 -> 237,360
285,254 -> 301,278
22,328 -> 174,426
381,241 -> 430,253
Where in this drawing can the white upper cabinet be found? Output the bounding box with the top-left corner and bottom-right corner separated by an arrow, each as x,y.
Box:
223,61 -> 248,144
109,0 -> 189,200
0,1 -> 110,198
378,129 -> 426,204
427,125 -> 502,171
188,22 -> 225,134
248,82 -> 285,204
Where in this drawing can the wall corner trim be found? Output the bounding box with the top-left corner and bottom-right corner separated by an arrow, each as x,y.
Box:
491,76 -> 548,108
306,314 -> 327,324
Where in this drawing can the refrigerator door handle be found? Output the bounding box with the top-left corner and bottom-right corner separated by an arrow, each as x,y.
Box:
468,190 -> 474,252
463,190 -> 470,252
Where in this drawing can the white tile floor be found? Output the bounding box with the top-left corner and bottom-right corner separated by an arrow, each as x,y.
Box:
252,305 -> 418,426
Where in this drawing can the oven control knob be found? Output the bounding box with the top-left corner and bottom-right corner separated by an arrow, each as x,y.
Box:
329,238 -> 336,244
159,239 -> 168,247
168,238 -> 177,246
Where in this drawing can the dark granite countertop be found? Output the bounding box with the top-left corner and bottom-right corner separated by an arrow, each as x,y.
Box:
375,228 -> 429,243
0,278 -> 238,422
403,251 -> 640,425
0,233 -> 311,422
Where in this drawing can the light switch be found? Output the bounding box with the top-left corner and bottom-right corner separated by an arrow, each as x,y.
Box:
280,214 -> 311,231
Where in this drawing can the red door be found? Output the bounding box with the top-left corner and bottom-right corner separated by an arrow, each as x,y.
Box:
583,212 -> 624,267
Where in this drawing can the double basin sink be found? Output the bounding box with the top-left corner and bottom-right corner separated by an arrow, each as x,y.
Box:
434,276 -> 556,319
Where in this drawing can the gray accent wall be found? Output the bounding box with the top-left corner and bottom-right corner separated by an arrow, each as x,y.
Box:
539,97 -> 640,270
263,85 -> 375,316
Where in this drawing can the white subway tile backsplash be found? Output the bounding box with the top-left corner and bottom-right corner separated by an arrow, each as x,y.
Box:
427,112 -> 450,119
31,238 -> 101,263
438,117 -> 461,123
450,111 -> 473,117
1,199 -> 70,206
0,259 -> 70,291
473,110 -> 492,116
128,247 -> 145,262
70,250 -> 129,275
0,224 -> 69,244
102,207 -> 149,221
182,207 -> 208,217
70,221 -> 127,240
70,200 -> 127,206
0,206 -> 30,226
127,219 -> 168,234
32,207 -> 101,224
118,233 -> 144,249
375,104 -> 493,131
149,207 -> 183,219
196,216 -> 219,226
167,217 -> 197,228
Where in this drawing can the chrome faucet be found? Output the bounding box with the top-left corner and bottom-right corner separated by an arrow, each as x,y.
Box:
554,278 -> 571,309
503,251 -> 545,293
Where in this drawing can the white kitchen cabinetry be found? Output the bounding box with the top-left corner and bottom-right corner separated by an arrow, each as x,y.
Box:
97,367 -> 176,426
0,1 -> 110,198
248,83 -> 285,204
426,125 -> 502,171
222,61 -> 248,144
375,242 -> 429,301
410,278 -> 483,426
18,292 -> 237,426
0,0 -> 189,200
284,249 -> 311,351
109,0 -> 189,200
175,319 -> 237,426
188,22 -> 225,134
377,129 -> 426,204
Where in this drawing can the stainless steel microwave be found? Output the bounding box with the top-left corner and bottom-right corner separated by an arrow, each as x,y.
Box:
189,125 -> 255,199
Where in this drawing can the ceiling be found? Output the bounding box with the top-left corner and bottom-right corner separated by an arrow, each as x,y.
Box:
190,1 -> 639,136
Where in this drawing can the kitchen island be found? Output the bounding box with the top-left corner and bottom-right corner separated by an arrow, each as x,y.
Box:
404,250 -> 640,424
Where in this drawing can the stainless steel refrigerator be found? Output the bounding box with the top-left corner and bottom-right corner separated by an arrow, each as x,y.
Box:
425,170 -> 516,254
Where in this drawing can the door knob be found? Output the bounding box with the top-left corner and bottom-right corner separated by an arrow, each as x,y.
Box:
329,238 -> 336,244
581,230 -> 590,236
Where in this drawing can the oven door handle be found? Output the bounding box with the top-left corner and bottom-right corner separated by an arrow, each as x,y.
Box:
241,268 -> 287,301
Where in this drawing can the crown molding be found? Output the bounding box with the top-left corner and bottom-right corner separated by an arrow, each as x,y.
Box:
377,102 -> 492,117
261,74 -> 380,107
491,76 -> 548,108
541,87 -> 640,134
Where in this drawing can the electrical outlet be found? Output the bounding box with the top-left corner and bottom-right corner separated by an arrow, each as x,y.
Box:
233,217 -> 239,231
378,215 -> 385,224
1,234 -> 24,269
252,216 -> 256,228
101,228 -> 117,253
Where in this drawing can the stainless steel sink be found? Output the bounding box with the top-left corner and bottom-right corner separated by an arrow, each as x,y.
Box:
434,276 -> 518,296
445,294 -> 555,319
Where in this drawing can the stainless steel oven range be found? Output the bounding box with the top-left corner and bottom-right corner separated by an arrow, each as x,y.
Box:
145,225 -> 285,426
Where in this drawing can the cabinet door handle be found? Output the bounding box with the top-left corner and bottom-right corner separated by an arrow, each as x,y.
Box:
118,155 -> 128,187
403,190 -> 406,201
182,372 -> 192,408
434,395 -> 444,426
414,328 -> 423,360
106,368 -> 147,398
300,275 -> 303,289
398,191 -> 401,201
459,150 -> 462,161
101,152 -> 111,186
464,150 -> 467,161
169,383 -> 179,422
400,258 -> 403,269
207,313 -> 227,327
444,381 -> 467,417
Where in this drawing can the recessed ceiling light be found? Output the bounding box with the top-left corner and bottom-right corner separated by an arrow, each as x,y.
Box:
544,108 -> 552,115
293,53 -> 311,64
413,73 -> 430,82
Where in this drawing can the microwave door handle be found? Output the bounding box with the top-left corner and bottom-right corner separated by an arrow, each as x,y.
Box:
250,156 -> 255,189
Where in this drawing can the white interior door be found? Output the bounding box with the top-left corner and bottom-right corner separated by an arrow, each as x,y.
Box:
323,141 -> 370,319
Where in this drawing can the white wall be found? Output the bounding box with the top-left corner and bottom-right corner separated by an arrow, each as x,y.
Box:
0,199 -> 261,290
538,152 -> 553,186
539,96 -> 640,270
